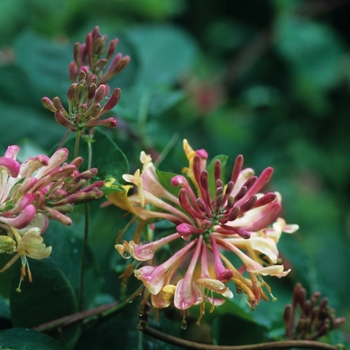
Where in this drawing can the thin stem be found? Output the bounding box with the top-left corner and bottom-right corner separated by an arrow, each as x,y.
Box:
78,202 -> 89,311
87,131 -> 93,169
154,132 -> 179,168
74,130 -> 81,158
77,134 -> 93,311
138,323 -> 339,350
34,299 -> 129,333
56,129 -> 71,150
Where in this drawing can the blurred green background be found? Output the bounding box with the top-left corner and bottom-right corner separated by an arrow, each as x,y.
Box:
0,0 -> 349,345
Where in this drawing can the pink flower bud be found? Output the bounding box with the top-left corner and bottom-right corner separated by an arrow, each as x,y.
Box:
86,32 -> 93,68
41,97 -> 57,113
55,111 -> 74,130
106,38 -> 118,60
101,88 -> 121,113
73,42 -> 82,67
88,83 -> 97,100
94,85 -> 107,103
69,61 -> 77,82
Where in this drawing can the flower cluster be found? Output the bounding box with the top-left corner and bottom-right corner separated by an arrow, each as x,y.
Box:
42,26 -> 130,131
284,283 -> 346,340
0,145 -> 104,289
108,140 -> 298,322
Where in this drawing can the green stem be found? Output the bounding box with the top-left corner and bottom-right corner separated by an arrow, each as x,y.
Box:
56,129 -> 71,150
138,323 -> 339,350
78,203 -> 89,311
74,130 -> 81,158
34,300 -> 127,333
77,135 -> 93,311
154,132 -> 179,168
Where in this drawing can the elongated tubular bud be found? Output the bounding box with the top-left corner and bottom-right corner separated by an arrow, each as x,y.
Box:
94,84 -> 107,103
106,38 -> 118,60
235,187 -> 250,204
55,111 -> 74,130
214,159 -> 221,182
86,32 -> 93,68
252,192 -> 276,209
231,154 -> 244,183
178,189 -> 205,220
73,42 -> 82,67
239,195 -> 257,213
88,83 -> 97,100
69,61 -> 77,82
42,97 -> 57,113
101,88 -> 121,113
86,117 -> 117,128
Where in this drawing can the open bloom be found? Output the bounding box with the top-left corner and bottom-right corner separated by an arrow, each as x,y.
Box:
0,213 -> 51,291
111,140 -> 298,321
0,145 -> 104,287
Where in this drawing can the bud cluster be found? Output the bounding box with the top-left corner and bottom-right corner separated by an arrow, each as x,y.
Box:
0,146 -> 104,229
42,26 -> 129,131
284,283 -> 346,340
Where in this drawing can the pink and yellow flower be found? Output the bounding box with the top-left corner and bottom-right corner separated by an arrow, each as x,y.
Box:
0,145 -> 104,286
112,140 -> 298,322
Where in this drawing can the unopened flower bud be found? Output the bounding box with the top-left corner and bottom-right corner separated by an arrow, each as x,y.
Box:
95,58 -> 108,69
101,88 -> 121,112
69,61 -> 77,82
53,97 -> 68,115
55,111 -> 73,130
94,84 -> 107,103
67,83 -> 78,103
88,83 -> 97,100
106,38 -> 118,60
88,117 -> 117,129
41,97 -> 57,113
86,32 -> 93,68
73,42 -> 82,67
77,67 -> 88,81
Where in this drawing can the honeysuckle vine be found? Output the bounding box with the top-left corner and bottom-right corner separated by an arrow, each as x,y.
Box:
0,25 -> 346,350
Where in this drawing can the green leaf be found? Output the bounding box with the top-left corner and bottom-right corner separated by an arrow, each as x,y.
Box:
0,327 -> 67,350
14,29 -> 71,98
43,220 -> 102,309
125,24 -> 198,87
212,313 -> 267,345
10,257 -> 79,347
0,101 -> 63,150
156,169 -> 181,197
65,128 -> 129,182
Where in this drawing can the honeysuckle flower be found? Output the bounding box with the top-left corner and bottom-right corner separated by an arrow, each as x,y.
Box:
112,140 -> 298,322
0,145 -> 103,229
0,214 -> 51,291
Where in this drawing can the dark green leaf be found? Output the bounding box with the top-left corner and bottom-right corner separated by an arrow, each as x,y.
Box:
212,313 -> 267,346
14,29 -> 71,98
125,24 -> 198,87
0,327 -> 67,350
10,257 -> 80,348
65,128 -> 129,182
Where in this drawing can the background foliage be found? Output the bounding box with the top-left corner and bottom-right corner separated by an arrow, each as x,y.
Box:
0,0 -> 349,348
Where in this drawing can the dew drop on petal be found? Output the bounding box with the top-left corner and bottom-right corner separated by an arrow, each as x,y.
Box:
180,234 -> 191,242
181,319 -> 187,330
122,251 -> 131,259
